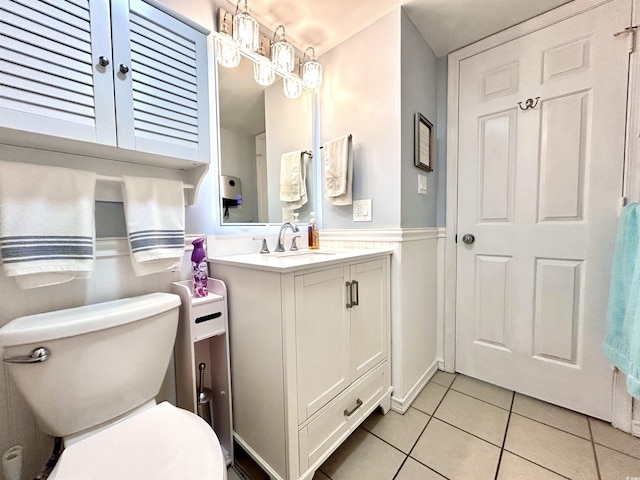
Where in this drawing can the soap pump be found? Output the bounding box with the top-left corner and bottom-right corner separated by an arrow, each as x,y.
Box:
308,212 -> 319,249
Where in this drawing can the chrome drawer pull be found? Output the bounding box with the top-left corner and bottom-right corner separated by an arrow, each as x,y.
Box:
346,281 -> 353,308
343,398 -> 363,417
351,280 -> 359,306
4,347 -> 50,364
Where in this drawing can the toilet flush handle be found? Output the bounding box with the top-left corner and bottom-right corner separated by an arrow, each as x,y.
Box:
4,347 -> 50,364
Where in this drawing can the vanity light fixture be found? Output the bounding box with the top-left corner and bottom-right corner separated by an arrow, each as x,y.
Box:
283,75 -> 303,99
302,47 -> 322,89
253,36 -> 275,86
283,58 -> 303,99
233,0 -> 259,51
215,11 -> 241,68
271,25 -> 295,73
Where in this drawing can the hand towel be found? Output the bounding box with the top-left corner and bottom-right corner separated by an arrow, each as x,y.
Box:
323,134 -> 352,205
0,160 -> 96,289
280,151 -> 307,208
602,203 -> 640,398
122,176 -> 185,276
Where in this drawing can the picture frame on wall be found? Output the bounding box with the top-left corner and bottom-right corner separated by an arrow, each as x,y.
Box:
414,112 -> 433,172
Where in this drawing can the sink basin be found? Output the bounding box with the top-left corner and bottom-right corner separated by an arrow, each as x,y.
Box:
211,247 -> 391,273
272,250 -> 337,258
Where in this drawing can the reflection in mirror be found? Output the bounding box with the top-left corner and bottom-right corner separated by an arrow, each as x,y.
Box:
217,56 -> 315,225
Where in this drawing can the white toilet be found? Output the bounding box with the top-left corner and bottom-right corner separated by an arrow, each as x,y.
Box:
0,293 -> 226,480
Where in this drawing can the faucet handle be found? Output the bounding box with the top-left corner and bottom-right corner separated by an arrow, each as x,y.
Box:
290,235 -> 302,251
253,237 -> 270,254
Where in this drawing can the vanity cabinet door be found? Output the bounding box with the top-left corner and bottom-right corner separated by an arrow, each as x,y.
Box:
0,0 -> 117,145
295,266 -> 351,424
111,0 -> 210,164
349,259 -> 387,380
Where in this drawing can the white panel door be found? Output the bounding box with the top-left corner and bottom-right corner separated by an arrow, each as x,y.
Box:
456,0 -> 630,420
0,0 -> 116,144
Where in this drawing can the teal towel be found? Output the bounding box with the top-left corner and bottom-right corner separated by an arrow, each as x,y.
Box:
603,203 -> 640,398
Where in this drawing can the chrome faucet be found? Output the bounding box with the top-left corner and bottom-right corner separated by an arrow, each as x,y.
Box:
275,222 -> 299,252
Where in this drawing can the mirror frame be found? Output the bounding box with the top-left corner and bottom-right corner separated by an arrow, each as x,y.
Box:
212,46 -> 321,232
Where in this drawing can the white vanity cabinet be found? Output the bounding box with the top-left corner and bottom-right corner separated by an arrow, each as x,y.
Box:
0,0 -> 210,166
212,250 -> 392,480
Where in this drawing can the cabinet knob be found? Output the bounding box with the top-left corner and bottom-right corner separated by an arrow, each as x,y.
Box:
98,56 -> 110,67
119,64 -> 130,74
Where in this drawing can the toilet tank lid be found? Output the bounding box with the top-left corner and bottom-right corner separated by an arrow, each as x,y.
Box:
0,293 -> 181,348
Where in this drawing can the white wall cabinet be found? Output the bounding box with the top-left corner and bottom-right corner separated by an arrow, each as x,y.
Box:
0,0 -> 210,167
213,252 -> 392,480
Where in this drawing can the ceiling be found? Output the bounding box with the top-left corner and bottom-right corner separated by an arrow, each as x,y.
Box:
233,0 -> 573,58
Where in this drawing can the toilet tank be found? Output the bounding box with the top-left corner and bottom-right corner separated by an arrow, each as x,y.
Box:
0,293 -> 181,438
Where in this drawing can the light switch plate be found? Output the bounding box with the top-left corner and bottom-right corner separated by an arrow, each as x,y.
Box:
418,174 -> 427,195
353,199 -> 372,222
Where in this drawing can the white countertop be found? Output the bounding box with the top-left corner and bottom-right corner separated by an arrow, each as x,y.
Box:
209,248 -> 392,273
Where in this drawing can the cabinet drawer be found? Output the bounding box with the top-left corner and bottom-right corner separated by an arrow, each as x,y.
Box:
298,362 -> 388,472
191,301 -> 225,341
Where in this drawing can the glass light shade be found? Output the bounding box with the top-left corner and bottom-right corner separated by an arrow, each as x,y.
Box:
302,60 -> 322,88
272,40 -> 295,73
233,11 -> 259,51
284,76 -> 303,99
215,35 -> 240,68
254,60 -> 275,86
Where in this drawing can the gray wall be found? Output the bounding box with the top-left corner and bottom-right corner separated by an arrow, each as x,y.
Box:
319,10 -> 402,229
400,10 -> 439,228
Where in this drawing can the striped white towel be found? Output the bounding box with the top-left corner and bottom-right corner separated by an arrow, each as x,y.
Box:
0,161 -> 96,289
122,176 -> 185,276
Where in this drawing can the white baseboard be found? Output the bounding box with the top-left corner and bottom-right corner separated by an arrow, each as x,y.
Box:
391,360 -> 439,414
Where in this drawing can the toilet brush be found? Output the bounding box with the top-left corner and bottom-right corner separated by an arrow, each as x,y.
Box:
197,362 -> 214,429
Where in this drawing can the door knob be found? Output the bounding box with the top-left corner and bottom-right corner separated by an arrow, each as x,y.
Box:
98,56 -> 110,67
119,64 -> 130,74
462,234 -> 475,245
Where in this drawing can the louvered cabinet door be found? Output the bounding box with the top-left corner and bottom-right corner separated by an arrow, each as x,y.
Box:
111,0 -> 210,164
0,0 -> 117,145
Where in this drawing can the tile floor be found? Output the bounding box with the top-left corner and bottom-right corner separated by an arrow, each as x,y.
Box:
229,371 -> 640,480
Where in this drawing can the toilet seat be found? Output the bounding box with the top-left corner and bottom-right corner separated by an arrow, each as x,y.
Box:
50,402 -> 226,480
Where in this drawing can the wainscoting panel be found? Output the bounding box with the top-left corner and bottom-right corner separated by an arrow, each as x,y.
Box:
322,228 -> 444,413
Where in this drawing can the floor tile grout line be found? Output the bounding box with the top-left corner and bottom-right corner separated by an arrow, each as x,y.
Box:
493,391 -> 515,480
431,415 -> 506,449
401,375 -> 458,480
592,440 -> 640,460
588,418 -> 603,480
449,386 -> 512,412
509,411 -> 598,443
502,450 -> 575,480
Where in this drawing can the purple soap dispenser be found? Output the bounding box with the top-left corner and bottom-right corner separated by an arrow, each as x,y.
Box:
191,237 -> 208,298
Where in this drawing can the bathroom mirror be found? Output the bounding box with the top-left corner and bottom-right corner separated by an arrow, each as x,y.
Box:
216,55 -> 316,225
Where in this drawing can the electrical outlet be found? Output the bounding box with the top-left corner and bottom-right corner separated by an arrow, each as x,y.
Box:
353,199 -> 372,222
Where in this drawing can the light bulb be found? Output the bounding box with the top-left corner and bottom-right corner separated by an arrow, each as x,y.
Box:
303,60 -> 322,88
233,2 -> 259,51
215,36 -> 240,68
272,40 -> 295,73
284,76 -> 302,99
254,60 -> 275,86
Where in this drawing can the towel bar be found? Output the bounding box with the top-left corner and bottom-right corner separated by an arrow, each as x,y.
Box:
96,174 -> 195,190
